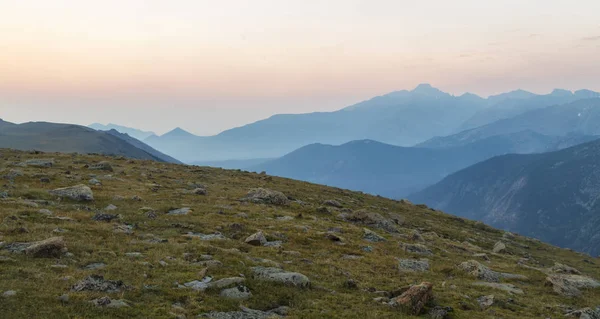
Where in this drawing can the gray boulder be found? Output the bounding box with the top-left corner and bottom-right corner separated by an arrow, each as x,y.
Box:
220,286 -> 252,300
49,185 -> 94,201
251,267 -> 310,288
398,258 -> 430,272
242,188 -> 289,206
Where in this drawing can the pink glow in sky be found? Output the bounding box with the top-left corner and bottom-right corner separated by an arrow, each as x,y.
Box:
1,0 -> 599,135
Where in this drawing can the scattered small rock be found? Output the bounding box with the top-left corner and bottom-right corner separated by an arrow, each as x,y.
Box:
71,275 -> 128,293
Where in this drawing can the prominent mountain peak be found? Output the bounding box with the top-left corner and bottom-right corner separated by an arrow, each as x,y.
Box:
162,127 -> 196,138
411,83 -> 445,96
550,88 -> 573,97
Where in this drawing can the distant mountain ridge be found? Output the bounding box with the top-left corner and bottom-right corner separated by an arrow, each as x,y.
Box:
419,98 -> 600,149
143,85 -> 600,163
89,123 -> 156,141
1,120 -> 179,163
144,84 -> 488,162
410,137 -> 600,256
249,132 -> 594,199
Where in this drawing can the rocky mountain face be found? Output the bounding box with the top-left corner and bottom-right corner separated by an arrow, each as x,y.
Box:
0,148 -> 599,318
410,138 -> 600,256
0,120 -> 179,163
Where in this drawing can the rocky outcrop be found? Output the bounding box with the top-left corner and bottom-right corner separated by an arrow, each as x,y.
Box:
49,185 -> 94,201
242,188 -> 289,206
545,274 -> 600,297
458,260 -> 527,282
389,282 -> 433,315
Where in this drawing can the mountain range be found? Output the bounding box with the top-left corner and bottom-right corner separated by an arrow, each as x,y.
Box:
139,85 -> 600,163
0,119 -> 179,163
89,123 -> 156,141
410,137 -> 600,256
250,133 -> 597,198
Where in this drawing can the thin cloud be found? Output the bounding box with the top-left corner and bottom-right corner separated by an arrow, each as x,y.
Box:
582,36 -> 600,41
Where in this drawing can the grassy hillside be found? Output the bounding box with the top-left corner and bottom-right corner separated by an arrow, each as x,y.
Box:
0,149 -> 599,318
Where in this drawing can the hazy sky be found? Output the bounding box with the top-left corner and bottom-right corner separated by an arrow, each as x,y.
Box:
1,0 -> 600,135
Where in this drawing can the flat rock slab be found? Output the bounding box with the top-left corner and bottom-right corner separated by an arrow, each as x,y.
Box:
251,267 -> 310,288
167,207 -> 191,215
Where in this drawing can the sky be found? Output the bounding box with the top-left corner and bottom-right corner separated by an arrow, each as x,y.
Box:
1,0 -> 600,135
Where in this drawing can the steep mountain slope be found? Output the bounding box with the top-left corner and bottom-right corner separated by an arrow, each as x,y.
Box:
104,129 -> 182,164
1,148 -> 599,318
249,133 -> 592,199
457,89 -> 600,131
410,137 -> 600,256
0,120 -> 177,163
419,98 -> 600,148
144,84 -> 486,162
89,123 -> 156,140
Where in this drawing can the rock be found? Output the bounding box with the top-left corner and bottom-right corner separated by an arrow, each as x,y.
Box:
220,286 -> 252,300
323,199 -> 343,208
545,274 -> 600,297
565,306 -> 600,318
458,260 -> 527,282
24,237 -> 65,258
245,231 -> 267,246
0,191 -> 8,199
410,230 -> 424,242
83,262 -> 106,270
167,207 -> 191,215
251,267 -> 310,288
49,185 -> 93,201
472,282 -> 524,295
58,294 -> 69,303
477,295 -> 494,309
400,242 -> 433,256
40,177 -> 51,183
208,277 -> 245,289
89,162 -> 113,172
389,282 -> 433,315
341,210 -> 396,232
38,209 -> 53,215
263,241 -> 282,247
192,188 -> 207,195
71,275 -> 128,292
25,159 -> 54,167
3,290 -> 17,297
398,258 -> 430,272
363,228 -> 386,242
326,232 -> 343,242
91,296 -> 129,308
92,213 -> 120,222
181,277 -> 213,291
199,306 -> 288,319
428,306 -> 452,319
492,241 -> 506,253
550,262 -> 581,275
241,188 -> 289,206
104,204 -> 117,211
88,178 -> 101,186
185,232 -> 227,240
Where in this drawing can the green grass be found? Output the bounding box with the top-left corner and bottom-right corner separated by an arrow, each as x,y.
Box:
0,149 -> 599,318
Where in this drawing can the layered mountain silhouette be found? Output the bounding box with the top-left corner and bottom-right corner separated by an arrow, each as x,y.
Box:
457,89 -> 600,131
419,98 -> 600,149
250,133 -> 593,199
89,123 -> 156,141
144,84 -> 486,162
0,119 -> 179,163
410,137 -> 600,256
143,85 -> 600,163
